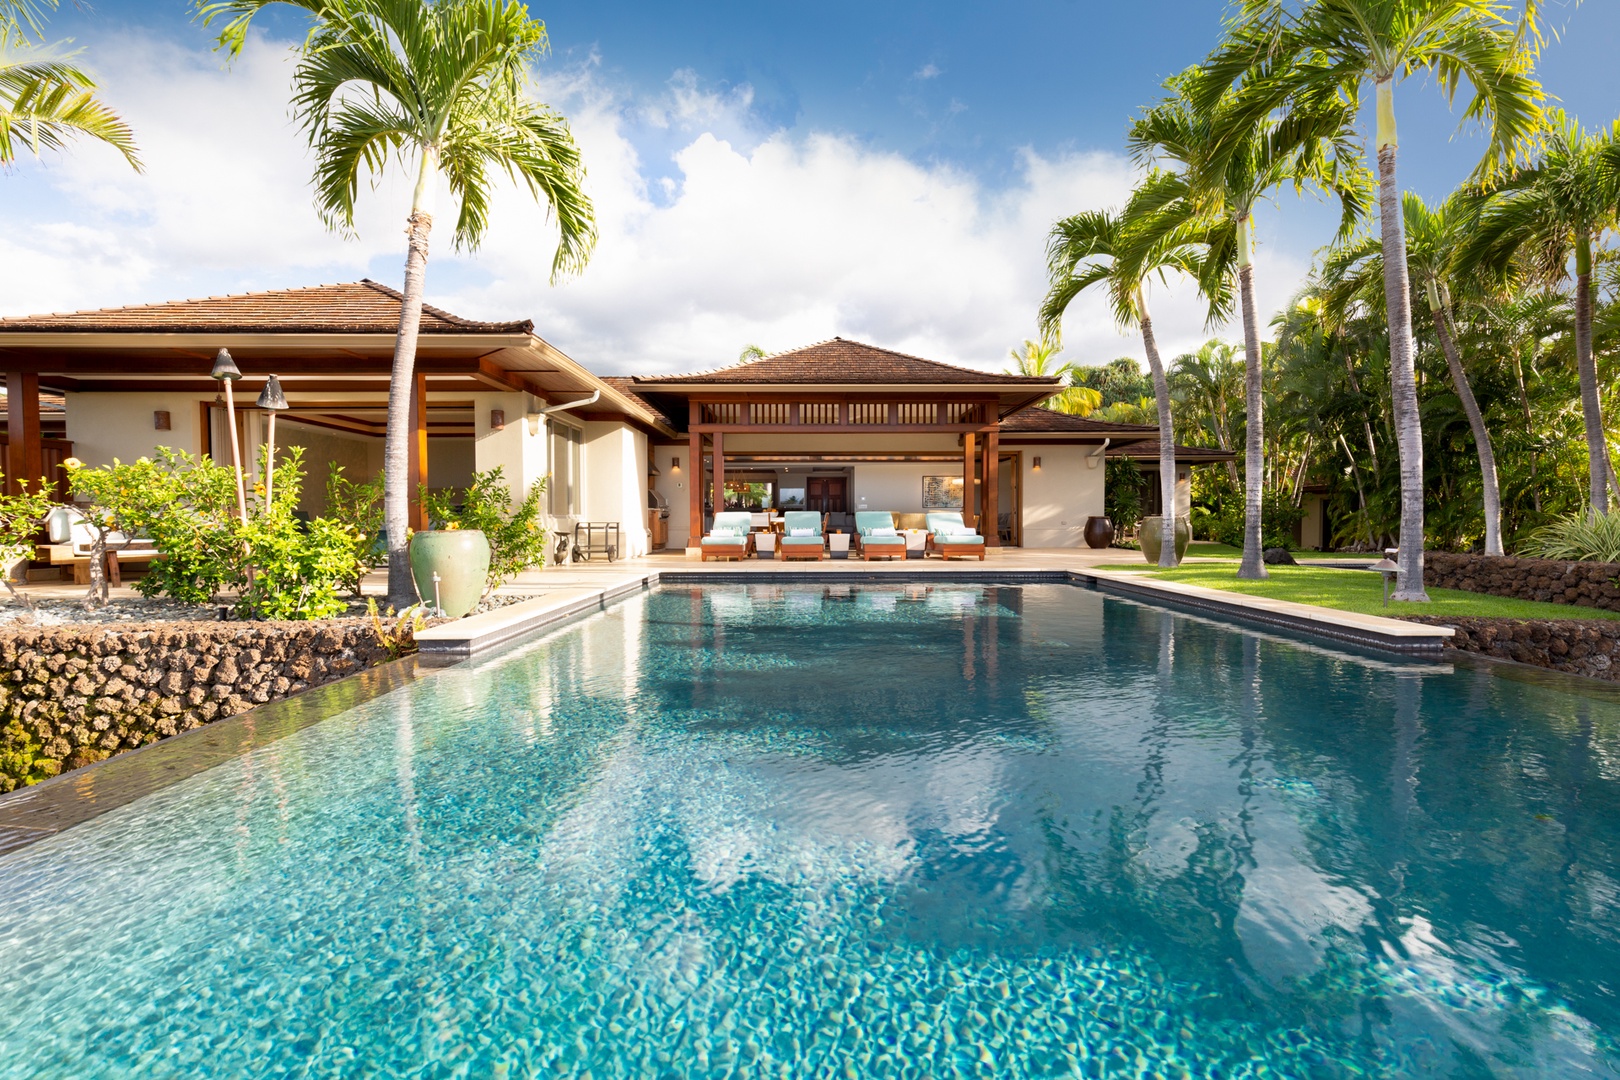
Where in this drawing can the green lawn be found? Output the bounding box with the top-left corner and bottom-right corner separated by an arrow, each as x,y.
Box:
1181,542 -> 1382,561
1099,562 -> 1620,622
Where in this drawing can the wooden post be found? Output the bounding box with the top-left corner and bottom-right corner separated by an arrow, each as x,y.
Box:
408,371 -> 429,531
712,430 -> 726,520
6,372 -> 41,497
962,431 -> 977,530
688,430 -> 703,546
983,429 -> 1000,547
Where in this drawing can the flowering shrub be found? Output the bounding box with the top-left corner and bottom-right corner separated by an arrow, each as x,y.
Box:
325,464 -> 385,595
66,447 -> 363,620
0,474 -> 56,609
422,467 -> 547,595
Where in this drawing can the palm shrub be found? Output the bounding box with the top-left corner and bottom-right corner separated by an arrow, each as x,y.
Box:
1104,458 -> 1145,536
0,473 -> 55,609
422,467 -> 547,596
1518,511 -> 1620,564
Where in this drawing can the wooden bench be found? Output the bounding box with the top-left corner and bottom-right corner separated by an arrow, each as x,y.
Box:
41,544 -> 158,586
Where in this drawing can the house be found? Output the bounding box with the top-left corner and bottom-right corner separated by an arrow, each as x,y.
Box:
0,284 -> 1232,559
0,281 -> 672,559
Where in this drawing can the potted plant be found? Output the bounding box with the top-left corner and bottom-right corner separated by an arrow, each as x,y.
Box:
409,522 -> 490,617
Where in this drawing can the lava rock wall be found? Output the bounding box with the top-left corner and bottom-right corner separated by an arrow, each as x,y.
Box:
1424,552 -> 1620,612
1404,615 -> 1620,681
0,622 -> 389,792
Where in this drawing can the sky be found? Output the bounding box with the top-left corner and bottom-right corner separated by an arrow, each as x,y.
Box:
4,0 -> 1616,376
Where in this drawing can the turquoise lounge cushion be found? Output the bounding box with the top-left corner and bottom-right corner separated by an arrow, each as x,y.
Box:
936,533 -> 984,545
862,535 -> 905,545
925,512 -> 979,538
702,534 -> 747,545
782,511 -> 822,536
854,511 -> 897,536
709,511 -> 754,538
781,535 -> 823,545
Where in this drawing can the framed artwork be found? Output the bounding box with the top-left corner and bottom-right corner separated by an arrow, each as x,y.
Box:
921,475 -> 964,509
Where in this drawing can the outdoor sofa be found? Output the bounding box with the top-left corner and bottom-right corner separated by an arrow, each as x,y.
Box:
701,511 -> 755,561
780,511 -> 825,560
925,512 -> 986,560
855,511 -> 908,561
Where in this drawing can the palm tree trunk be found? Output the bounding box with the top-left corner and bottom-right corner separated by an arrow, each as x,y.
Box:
1574,234 -> 1609,514
1236,215 -> 1267,580
1510,345 -> 1540,514
1138,292 -> 1178,567
1374,80 -> 1429,601
1429,295 -> 1502,556
385,147 -> 438,609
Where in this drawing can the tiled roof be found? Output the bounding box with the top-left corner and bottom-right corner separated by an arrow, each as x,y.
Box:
0,280 -> 533,335
601,377 -> 673,428
1108,442 -> 1237,463
631,338 -> 1057,387
997,406 -> 1158,435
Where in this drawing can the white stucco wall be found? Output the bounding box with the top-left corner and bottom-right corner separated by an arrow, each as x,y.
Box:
1019,443 -> 1105,549
582,421 -> 650,558
849,463 -> 959,515
65,392 -> 212,466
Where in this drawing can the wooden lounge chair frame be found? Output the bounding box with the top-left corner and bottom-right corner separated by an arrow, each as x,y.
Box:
925,512 -> 987,561
854,511 -> 907,561
779,511 -> 825,560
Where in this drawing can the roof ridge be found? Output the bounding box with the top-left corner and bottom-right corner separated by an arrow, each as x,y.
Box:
631,337 -> 1058,384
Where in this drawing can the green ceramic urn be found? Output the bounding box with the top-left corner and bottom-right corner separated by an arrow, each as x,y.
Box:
1138,515 -> 1190,565
409,529 -> 491,617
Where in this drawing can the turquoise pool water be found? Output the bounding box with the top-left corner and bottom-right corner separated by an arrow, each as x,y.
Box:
1,584 -> 1618,1078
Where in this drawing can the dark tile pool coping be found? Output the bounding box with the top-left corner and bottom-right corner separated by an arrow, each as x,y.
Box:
0,567 -> 1473,855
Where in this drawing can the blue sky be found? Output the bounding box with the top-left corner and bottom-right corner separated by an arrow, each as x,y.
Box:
8,0 -> 1617,374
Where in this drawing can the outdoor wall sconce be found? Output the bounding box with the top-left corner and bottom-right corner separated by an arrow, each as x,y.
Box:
1033,456 -> 1042,471
490,409 -> 505,432
153,410 -> 171,431
670,456 -> 681,473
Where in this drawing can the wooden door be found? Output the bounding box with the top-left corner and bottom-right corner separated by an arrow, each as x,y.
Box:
807,477 -> 847,513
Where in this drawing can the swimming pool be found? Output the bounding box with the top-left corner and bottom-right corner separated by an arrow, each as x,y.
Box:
1,583 -> 1617,1077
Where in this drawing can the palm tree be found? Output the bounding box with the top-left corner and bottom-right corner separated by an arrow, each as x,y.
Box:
1,0 -> 138,168
1207,0 -> 1543,599
1039,172 -> 1214,567
1320,191 -> 1504,554
1458,108 -> 1618,515
1170,339 -> 1245,489
201,0 -> 596,607
1005,337 -> 1103,416
1130,64 -> 1366,578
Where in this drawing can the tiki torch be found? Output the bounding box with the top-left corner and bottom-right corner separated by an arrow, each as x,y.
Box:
255,375 -> 289,509
211,348 -> 249,523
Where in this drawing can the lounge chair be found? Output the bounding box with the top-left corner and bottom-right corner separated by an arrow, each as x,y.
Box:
701,511 -> 755,561
780,511 -> 825,560
925,512 -> 986,561
855,511 -> 907,561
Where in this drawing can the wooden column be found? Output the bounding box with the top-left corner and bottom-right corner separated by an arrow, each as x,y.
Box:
962,431 -> 977,529
6,372 -> 41,496
712,430 -> 725,520
687,430 -> 703,546
407,371 -> 429,530
982,429 -> 1000,547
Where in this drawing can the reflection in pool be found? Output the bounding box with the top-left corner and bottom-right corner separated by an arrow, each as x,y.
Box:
1,584 -> 1618,1077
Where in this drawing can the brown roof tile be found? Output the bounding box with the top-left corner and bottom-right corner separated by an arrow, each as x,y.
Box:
601,377 -> 674,429
0,280 -> 532,335
632,338 -> 1057,387
998,406 -> 1158,436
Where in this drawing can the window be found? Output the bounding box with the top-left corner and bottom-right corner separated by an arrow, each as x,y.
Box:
548,420 -> 583,516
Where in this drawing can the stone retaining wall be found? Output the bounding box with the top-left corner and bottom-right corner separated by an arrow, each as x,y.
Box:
1424,551 -> 1620,612
1403,615 -> 1620,682
0,622 -> 391,792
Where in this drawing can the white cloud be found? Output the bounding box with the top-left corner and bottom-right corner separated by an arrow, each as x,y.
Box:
914,63 -> 942,80
1,30 -> 1309,377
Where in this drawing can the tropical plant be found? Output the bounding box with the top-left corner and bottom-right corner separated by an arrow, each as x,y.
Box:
1,0 -> 139,168
1518,510 -> 1620,563
1040,171 -> 1215,566
200,0 -> 596,609
367,597 -> 427,659
1130,61 -> 1367,579
1005,337 -> 1103,416
1104,457 -> 1145,536
0,474 -> 54,610
1458,108 -> 1619,513
1207,0 -> 1545,598
422,466 -> 547,595
326,463 -> 385,595
1170,339 -> 1245,488
1318,191 -> 1505,554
